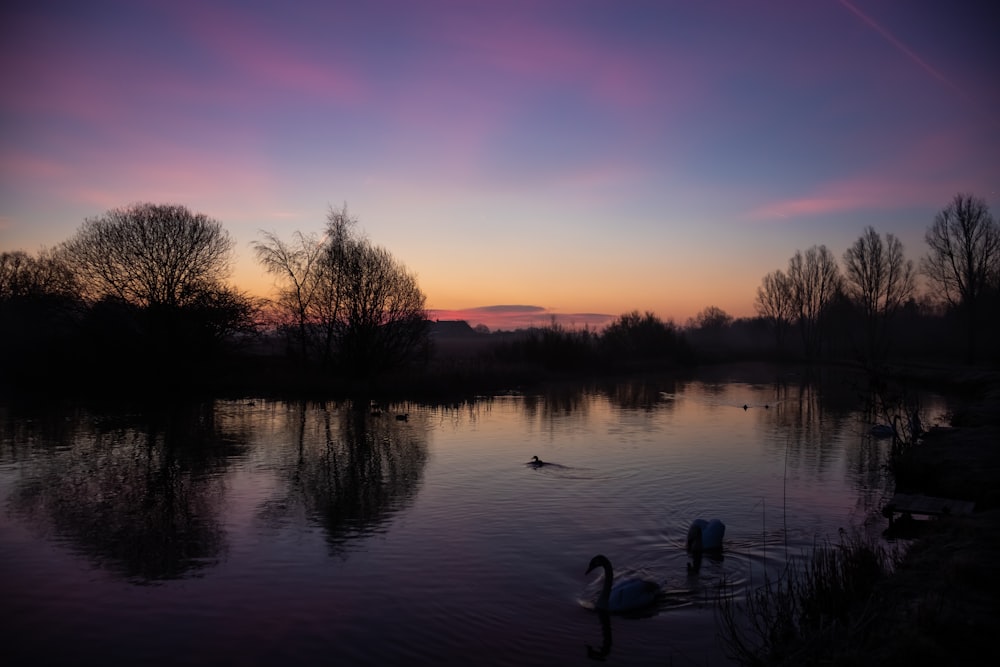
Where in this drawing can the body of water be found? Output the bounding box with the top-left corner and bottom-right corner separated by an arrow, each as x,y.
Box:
0,364 -> 946,666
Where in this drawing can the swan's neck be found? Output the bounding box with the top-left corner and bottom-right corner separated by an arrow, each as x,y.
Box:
687,523 -> 703,552
597,562 -> 613,609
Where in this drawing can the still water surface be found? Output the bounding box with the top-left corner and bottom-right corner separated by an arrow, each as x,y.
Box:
1,365 -> 946,666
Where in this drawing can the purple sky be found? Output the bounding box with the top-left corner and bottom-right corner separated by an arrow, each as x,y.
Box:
2,0 -> 997,329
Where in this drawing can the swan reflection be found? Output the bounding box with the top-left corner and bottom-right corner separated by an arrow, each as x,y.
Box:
585,609 -> 613,661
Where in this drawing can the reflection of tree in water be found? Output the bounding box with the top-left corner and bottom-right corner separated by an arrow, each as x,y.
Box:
520,385 -> 588,421
519,376 -> 682,421
599,376 -> 680,412
757,368 -> 909,523
764,371 -> 853,477
7,403 -> 238,583
262,401 -> 428,554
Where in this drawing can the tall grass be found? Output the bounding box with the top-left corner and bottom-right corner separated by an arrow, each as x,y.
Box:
716,530 -> 899,666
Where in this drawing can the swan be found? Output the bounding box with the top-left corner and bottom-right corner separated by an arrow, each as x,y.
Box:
585,555 -> 659,613
686,519 -> 725,552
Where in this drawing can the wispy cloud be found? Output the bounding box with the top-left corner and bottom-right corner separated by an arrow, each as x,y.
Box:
747,125 -> 992,222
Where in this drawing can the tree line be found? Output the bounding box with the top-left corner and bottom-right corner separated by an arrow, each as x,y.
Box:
1,192 -> 997,397
745,193 -> 999,365
0,202 -> 429,395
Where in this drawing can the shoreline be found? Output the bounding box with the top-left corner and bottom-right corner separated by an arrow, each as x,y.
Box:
848,367 -> 1000,665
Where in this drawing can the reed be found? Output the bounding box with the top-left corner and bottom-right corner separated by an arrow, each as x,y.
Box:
716,530 -> 899,666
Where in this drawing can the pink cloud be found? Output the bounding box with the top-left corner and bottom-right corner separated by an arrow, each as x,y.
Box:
748,126 -> 994,222
1,30 -> 125,124
444,15 -> 671,114
1,6 -> 366,134
748,177 -> 969,222
14,137 -> 281,229
175,5 -> 367,106
0,154 -> 71,181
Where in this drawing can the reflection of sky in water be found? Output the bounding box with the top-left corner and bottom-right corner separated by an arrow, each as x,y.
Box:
0,367 -> 949,666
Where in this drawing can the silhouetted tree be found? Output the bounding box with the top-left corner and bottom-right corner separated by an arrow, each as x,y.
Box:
255,206 -> 429,379
0,249 -> 77,300
61,203 -> 254,379
686,306 -> 734,360
921,193 -> 1000,362
842,226 -> 915,363
495,319 -> 597,371
315,206 -> 360,367
253,228 -> 331,360
0,249 -> 82,388
0,250 -> 34,300
787,245 -> 841,359
690,305 -> 733,331
601,310 -> 686,366
64,203 -> 235,308
182,285 -> 260,349
335,238 -> 429,377
755,269 -> 795,355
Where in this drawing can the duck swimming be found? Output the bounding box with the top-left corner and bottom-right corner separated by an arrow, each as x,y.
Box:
586,554 -> 659,613
529,456 -> 547,466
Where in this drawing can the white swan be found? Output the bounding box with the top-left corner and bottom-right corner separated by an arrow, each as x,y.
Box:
686,519 -> 725,552
586,554 -> 658,613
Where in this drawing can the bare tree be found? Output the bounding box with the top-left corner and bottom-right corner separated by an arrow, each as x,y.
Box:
921,193 -> 1000,362
842,226 -> 915,363
787,245 -> 841,358
690,305 -> 733,331
59,203 -> 253,375
315,205 -> 360,366
253,229 -> 327,359
0,249 -> 82,384
600,310 -> 683,362
64,203 -> 234,308
253,206 -> 429,378
336,240 -> 428,376
0,249 -> 77,300
0,251 -> 36,300
755,269 -> 795,354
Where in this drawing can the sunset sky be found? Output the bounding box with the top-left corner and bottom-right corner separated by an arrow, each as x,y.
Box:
2,0 -> 997,330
